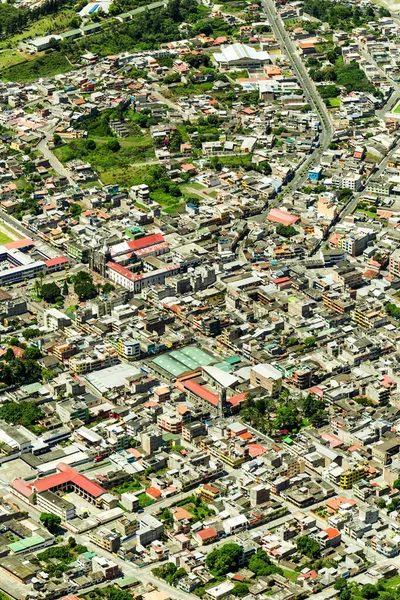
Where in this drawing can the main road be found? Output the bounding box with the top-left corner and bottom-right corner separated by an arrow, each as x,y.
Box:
261,0 -> 334,192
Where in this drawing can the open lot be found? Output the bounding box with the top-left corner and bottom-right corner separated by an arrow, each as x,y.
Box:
0,220 -> 24,243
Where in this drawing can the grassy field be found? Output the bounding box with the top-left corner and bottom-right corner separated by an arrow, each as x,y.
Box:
0,231 -> 12,245
2,51 -> 72,81
0,10 -> 78,49
394,102 -> 400,113
54,135 -> 155,176
151,190 -> 185,214
328,97 -> 341,107
163,81 -> 214,99
0,49 -> 42,71
280,569 -> 298,582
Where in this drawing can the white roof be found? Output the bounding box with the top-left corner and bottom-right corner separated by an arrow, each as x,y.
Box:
225,514 -> 248,526
202,365 -> 237,388
214,43 -> 270,64
251,363 -> 282,380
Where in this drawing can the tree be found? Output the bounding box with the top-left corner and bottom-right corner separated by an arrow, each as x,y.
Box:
274,404 -> 299,433
276,224 -> 298,238
334,579 -> 347,591
23,328 -> 40,340
68,536 -> 76,548
107,139 -> 120,152
62,281 -> 69,296
86,139 -> 96,151
205,543 -> 243,576
232,583 -> 249,597
393,479 -> 400,490
40,512 -> 61,533
41,282 -> 60,303
69,202 -> 82,218
248,549 -> 282,576
24,346 -> 42,360
304,336 -> 316,347
74,272 -> 97,301
0,401 -> 43,426
377,499 -> 386,509
340,591 -> 351,600
3,348 -> 15,362
361,584 -> 378,599
296,536 -> 320,559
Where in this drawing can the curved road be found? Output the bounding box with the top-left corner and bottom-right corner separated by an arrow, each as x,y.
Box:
262,0 -> 334,192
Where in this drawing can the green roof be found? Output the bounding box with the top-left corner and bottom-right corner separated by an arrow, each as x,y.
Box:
214,361 -> 233,373
59,29 -> 81,38
163,433 -> 180,441
152,345 -> 217,377
224,355 -> 241,365
81,23 -> 102,31
117,576 -> 139,588
82,551 -> 97,559
283,437 -> 293,444
8,535 -> 45,553
21,382 -> 42,394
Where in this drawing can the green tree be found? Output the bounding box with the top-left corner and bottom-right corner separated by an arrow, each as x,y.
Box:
205,543 -> 243,576
276,224 -> 298,238
361,584 -> 378,599
24,346 -> 42,360
53,134 -> 62,146
232,583 -> 249,597
69,202 -> 82,218
23,328 -> 40,340
3,348 -> 15,362
274,404 -> 299,432
296,536 -> 320,558
74,272 -> 97,301
40,512 -> 61,532
107,139 -> 121,152
41,282 -> 60,303
304,336 -> 316,347
334,579 -> 347,591
248,549 -> 282,576
393,479 -> 400,490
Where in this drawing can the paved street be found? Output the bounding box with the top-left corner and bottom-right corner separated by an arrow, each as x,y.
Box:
262,0 -> 333,193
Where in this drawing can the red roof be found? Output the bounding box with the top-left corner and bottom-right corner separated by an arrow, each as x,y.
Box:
325,527 -> 340,540
227,392 -> 247,407
11,478 -> 33,498
13,462 -> 106,498
184,380 -> 218,406
127,233 -> 164,252
248,443 -> 267,457
146,486 -> 162,498
4,238 -> 34,250
267,208 -> 299,226
196,527 -> 217,541
45,256 -> 69,268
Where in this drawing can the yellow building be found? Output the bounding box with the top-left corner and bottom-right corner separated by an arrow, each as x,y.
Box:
340,466 -> 365,489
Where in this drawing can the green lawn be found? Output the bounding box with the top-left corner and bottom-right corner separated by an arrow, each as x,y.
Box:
151,190 -> 185,214
138,493 -> 154,507
54,137 -> 155,180
0,231 -> 13,245
2,51 -> 72,81
384,574 -> 400,588
281,569 -> 299,582
394,102 -> 400,114
328,97 -> 341,107
163,81 -> 214,99
0,9 -> 78,49
0,49 -> 41,71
